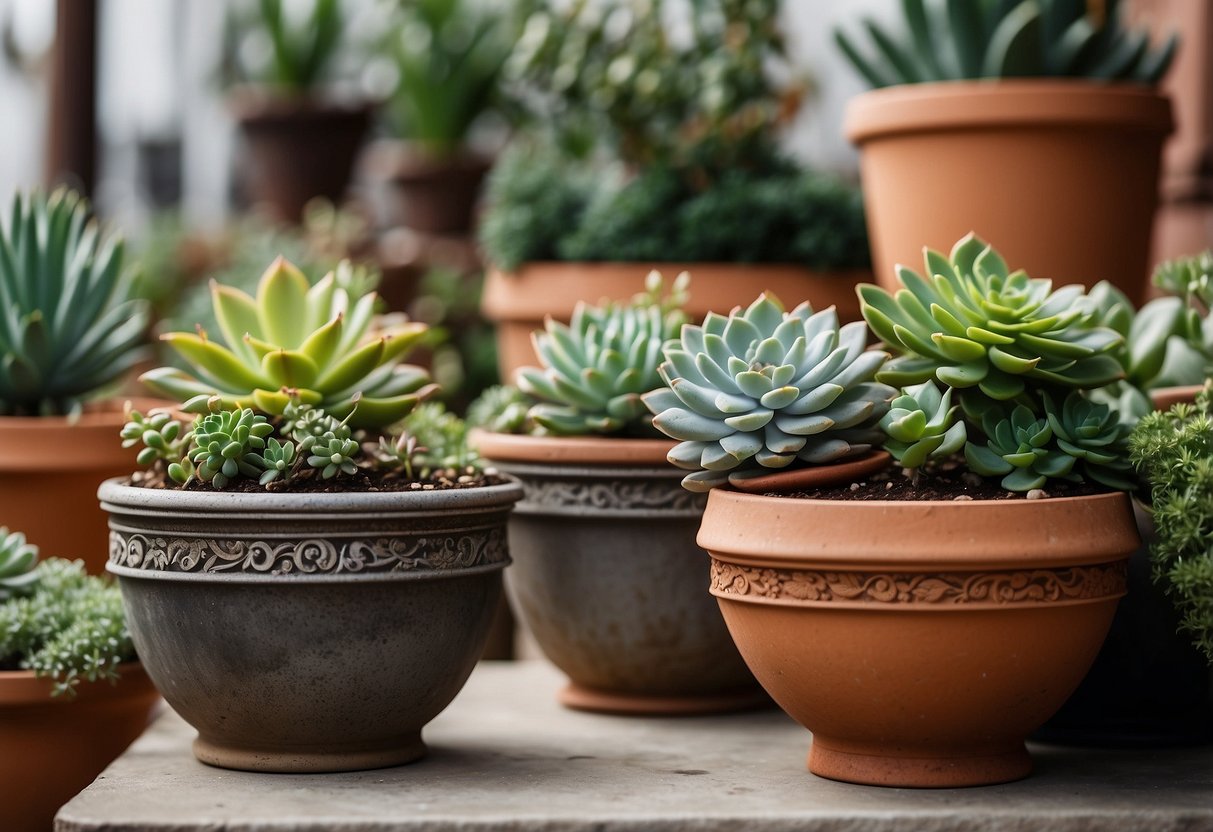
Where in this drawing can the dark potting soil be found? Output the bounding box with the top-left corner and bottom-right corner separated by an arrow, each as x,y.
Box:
773,460 -> 1112,502
125,465 -> 508,494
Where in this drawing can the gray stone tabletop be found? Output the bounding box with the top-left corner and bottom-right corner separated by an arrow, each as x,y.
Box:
58,661 -> 1213,832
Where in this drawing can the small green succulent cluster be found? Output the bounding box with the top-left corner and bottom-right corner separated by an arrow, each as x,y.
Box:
0,189 -> 149,417
644,294 -> 896,491
0,555 -> 135,697
1130,386 -> 1213,662
467,384 -> 532,435
836,0 -> 1177,88
517,274 -> 687,436
0,528 -> 39,601
862,234 -> 1133,492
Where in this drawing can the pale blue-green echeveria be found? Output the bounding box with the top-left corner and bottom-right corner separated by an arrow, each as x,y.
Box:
141,257 -> 437,429
860,233 -> 1124,401
643,294 -> 896,491
880,380 -> 966,469
0,528 -> 39,600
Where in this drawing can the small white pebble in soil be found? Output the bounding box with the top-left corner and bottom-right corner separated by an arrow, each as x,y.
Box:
422,483 -> 436,490
885,481 -> 894,490
410,482 -> 422,490
849,482 -> 860,492
1026,488 -> 1049,500
457,475 -> 473,484
953,495 -> 973,501
484,466 -> 499,476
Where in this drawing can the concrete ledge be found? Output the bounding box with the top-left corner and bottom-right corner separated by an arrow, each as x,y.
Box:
57,661 -> 1213,832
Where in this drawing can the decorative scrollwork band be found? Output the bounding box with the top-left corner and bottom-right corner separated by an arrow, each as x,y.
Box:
109,528 -> 508,575
517,478 -> 706,513
709,559 -> 1127,606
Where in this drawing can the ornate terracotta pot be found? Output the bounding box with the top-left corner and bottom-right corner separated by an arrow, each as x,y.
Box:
698,489 -> 1139,788
99,478 -> 521,773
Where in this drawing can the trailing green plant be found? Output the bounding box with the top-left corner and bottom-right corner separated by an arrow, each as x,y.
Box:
880,380 -> 966,469
0,189 -> 149,417
141,256 -> 437,429
467,384 -> 533,435
518,275 -> 686,436
1130,385 -> 1213,662
222,0 -> 344,91
836,0 -> 1177,88
0,528 -> 39,601
643,294 -> 896,491
0,557 -> 135,697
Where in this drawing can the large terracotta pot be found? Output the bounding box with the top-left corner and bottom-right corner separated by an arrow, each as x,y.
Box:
0,663 -> 159,832
0,401 -> 148,573
476,432 -> 763,715
847,81 -> 1173,302
481,262 -> 870,382
231,91 -> 372,223
100,478 -> 521,773
698,489 -> 1139,788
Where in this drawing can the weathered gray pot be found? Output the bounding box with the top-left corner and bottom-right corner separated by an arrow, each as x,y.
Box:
99,478 -> 521,773
476,434 -> 762,715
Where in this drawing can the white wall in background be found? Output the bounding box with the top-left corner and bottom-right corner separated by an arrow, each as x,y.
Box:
0,0 -> 54,200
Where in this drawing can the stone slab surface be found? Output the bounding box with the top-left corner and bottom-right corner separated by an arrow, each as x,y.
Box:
58,661 -> 1213,832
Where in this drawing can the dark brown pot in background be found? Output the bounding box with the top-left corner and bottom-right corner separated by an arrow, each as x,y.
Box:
231,91 -> 372,224
373,142 -> 491,235
481,262 -> 870,382
0,664 -> 159,832
847,81 -> 1172,302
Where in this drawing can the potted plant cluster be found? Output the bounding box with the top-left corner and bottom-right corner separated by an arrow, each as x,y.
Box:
472,273 -> 763,714
479,0 -> 872,378
102,257 -> 521,773
0,529 -> 159,832
645,234 -> 1141,787
223,0 -> 373,222
0,188 -> 151,573
837,0 -> 1176,301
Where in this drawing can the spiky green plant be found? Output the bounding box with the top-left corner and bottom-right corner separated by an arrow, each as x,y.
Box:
401,402 -> 480,472
517,282 -> 686,436
141,257 -> 437,429
120,407 -> 191,467
880,380 -> 967,469
643,294 -> 896,491
860,233 -> 1124,401
466,384 -> 532,435
0,189 -> 149,417
0,528 -> 39,601
187,407 -> 275,489
223,0 -> 343,91
836,0 -> 1177,88
366,432 -> 425,479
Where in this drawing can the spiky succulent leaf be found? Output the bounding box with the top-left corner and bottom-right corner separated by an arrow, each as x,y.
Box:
0,528 -> 39,601
880,380 -> 967,469
188,407 -> 274,489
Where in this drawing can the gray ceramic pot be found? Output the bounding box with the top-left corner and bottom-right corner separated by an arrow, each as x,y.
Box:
99,478 -> 521,773
477,434 -> 761,715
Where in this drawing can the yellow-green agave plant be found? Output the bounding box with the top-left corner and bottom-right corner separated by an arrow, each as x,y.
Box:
141,257 -> 437,428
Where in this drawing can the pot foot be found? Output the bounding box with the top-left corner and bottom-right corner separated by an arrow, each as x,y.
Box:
193,732 -> 427,773
559,682 -> 770,716
807,740 -> 1032,788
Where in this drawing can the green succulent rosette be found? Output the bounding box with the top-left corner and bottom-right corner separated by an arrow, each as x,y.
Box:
880,380 -> 967,469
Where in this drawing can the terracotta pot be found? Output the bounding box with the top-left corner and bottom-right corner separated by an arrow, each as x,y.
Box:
847,81 -> 1173,302
100,478 -> 521,773
0,663 -> 159,832
476,432 -> 763,715
1149,384 -> 1203,412
0,400 -> 156,574
698,489 -> 1139,787
231,91 -> 372,223
481,262 -> 870,382
379,143 -> 491,235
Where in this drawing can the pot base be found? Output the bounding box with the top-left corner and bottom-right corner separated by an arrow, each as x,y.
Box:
559,682 -> 770,716
193,732 -> 426,774
807,740 -> 1031,788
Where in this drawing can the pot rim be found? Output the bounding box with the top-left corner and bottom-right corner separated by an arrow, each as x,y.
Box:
0,661 -> 150,706
0,398 -> 169,473
474,431 -> 675,466
846,79 -> 1173,143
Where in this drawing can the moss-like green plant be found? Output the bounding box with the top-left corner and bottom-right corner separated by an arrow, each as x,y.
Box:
141,257 -> 437,429
0,528 -> 39,601
0,189 -> 149,417
120,407 -> 190,467
836,0 -> 1177,88
400,402 -> 480,472
188,407 -> 275,489
0,558 -> 135,697
861,233 -> 1123,401
880,380 -> 967,469
466,384 -> 532,435
517,277 -> 686,436
644,294 -> 895,491
1130,386 -> 1213,662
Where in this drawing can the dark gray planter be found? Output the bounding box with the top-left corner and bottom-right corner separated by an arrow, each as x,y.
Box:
99,478 -> 521,773
482,448 -> 762,715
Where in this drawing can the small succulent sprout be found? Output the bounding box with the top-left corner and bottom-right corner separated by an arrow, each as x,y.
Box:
1044,392 -> 1134,491
0,528 -> 39,600
643,293 -> 896,491
287,403 -> 337,453
167,456 -> 195,485
367,432 -> 426,479
632,269 -> 691,317
402,402 -> 481,472
306,432 -> 360,479
251,437 -> 297,485
517,291 -> 684,435
141,256 -> 438,429
121,406 -> 190,467
188,408 -> 275,489
466,385 -> 533,435
880,381 -> 967,469
860,233 -> 1124,401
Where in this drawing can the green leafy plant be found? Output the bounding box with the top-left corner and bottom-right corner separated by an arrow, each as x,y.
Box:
836,0 -> 1177,88
1130,386 -> 1213,661
467,384 -> 533,435
223,0 -> 344,91
643,294 -> 895,491
254,437 -> 297,485
0,189 -> 149,417
0,556 -> 135,697
366,431 -> 425,479
299,410 -> 358,479
880,380 -> 966,469
188,407 -> 276,489
121,407 -> 191,468
141,257 -> 437,429
0,528 -> 39,601
399,402 -> 481,472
